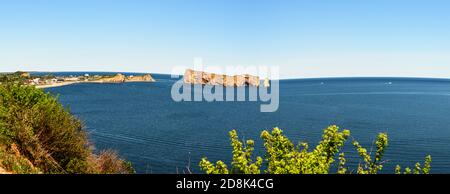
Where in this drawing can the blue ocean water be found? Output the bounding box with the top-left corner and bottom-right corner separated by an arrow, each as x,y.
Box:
43,73 -> 450,174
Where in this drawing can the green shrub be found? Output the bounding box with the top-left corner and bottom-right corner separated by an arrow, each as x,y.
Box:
0,83 -> 134,174
395,155 -> 431,174
95,150 -> 136,174
200,126 -> 431,174
0,145 -> 41,174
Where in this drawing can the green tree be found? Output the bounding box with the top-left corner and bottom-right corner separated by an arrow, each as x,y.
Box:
200,126 -> 431,174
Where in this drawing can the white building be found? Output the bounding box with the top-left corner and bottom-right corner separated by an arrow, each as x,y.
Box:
32,78 -> 40,85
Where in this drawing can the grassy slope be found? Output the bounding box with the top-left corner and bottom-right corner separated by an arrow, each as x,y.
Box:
0,83 -> 134,174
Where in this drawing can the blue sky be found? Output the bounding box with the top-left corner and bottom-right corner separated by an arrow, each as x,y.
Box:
1,0 -> 450,78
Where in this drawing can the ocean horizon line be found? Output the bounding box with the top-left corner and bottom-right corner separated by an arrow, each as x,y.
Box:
2,70 -> 450,82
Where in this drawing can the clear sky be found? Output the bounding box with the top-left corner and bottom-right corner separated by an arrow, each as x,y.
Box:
1,0 -> 450,78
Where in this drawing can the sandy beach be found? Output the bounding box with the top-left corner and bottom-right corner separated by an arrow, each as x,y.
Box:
35,81 -> 78,89
34,79 -> 155,89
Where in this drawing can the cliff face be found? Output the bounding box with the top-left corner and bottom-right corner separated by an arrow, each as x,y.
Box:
99,74 -> 155,83
126,74 -> 155,82
19,72 -> 30,78
184,69 -> 262,87
100,74 -> 126,83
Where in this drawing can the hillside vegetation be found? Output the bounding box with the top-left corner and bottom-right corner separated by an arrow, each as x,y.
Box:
0,82 -> 134,174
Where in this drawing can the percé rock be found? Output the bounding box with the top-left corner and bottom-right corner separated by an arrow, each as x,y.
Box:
184,69 -> 262,87
126,74 -> 155,82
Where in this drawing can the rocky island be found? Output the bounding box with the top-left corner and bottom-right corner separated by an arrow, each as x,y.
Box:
183,69 -> 267,87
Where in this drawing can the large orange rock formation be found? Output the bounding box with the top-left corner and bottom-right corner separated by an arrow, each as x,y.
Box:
183,69 -> 262,87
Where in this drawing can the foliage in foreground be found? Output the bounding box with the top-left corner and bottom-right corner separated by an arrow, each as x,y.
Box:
0,83 -> 134,174
200,126 -> 431,174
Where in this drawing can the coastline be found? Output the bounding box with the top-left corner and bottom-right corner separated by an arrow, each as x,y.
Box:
34,80 -> 156,89
28,73 -> 156,89
35,81 -> 79,89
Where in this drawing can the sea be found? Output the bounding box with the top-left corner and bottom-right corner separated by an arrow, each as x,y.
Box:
39,72 -> 450,174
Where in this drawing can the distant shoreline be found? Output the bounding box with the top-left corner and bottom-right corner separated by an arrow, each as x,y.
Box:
18,72 -> 450,81
3,71 -> 450,84
35,81 -> 78,89
35,80 -> 156,89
